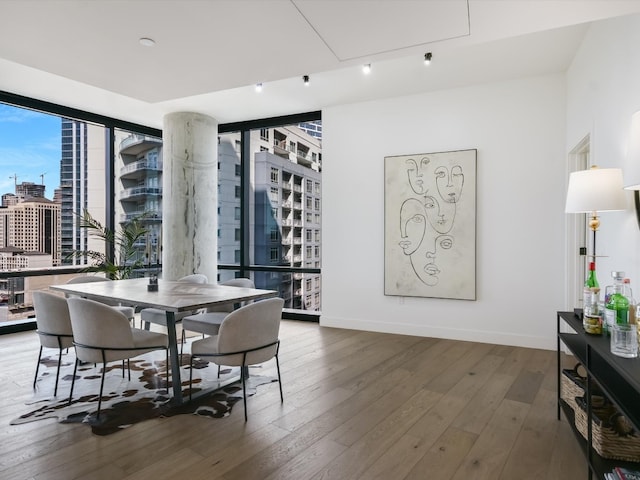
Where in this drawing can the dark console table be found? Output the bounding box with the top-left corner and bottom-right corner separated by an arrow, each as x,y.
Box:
557,310 -> 640,479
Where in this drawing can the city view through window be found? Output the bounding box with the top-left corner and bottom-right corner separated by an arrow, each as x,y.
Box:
0,103 -> 321,324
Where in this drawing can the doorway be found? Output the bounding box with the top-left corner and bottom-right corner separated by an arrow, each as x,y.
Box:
566,135 -> 590,310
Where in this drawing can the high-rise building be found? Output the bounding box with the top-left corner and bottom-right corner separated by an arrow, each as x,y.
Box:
1,194 -> 18,207
16,182 -> 45,199
250,125 -> 322,311
0,197 -> 60,265
115,131 -> 163,268
60,118 -> 107,264
298,121 -> 323,140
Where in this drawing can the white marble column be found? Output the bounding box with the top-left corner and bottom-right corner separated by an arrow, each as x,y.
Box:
162,112 -> 218,282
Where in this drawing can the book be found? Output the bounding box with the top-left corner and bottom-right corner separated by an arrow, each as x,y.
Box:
615,467 -> 640,480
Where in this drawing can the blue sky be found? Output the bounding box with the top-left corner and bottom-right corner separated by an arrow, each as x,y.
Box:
0,104 -> 61,200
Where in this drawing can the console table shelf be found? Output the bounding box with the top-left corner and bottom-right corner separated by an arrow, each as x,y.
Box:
557,310 -> 640,479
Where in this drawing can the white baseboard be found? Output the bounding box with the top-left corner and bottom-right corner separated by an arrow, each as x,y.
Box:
319,315 -> 554,351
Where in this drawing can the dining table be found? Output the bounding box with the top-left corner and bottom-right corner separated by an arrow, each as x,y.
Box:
50,277 -> 278,404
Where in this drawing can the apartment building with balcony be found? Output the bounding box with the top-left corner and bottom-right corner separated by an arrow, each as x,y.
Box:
115,131 -> 163,267
252,125 -> 322,311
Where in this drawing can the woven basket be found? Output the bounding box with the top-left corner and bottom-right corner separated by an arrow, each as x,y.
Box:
574,395 -> 640,462
561,363 -> 588,411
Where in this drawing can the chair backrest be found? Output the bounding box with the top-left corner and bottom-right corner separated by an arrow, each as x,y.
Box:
178,274 -> 208,284
67,297 -> 135,363
217,297 -> 284,366
33,291 -> 73,348
208,277 -> 255,313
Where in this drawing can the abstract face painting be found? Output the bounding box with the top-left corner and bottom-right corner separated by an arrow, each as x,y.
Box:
385,149 -> 476,300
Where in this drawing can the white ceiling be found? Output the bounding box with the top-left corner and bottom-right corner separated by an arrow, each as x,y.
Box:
1,0 -> 640,129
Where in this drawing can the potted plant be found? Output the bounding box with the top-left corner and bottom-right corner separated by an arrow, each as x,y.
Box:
67,209 -> 151,280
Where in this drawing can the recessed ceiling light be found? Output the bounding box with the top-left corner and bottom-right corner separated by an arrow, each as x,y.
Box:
139,37 -> 156,47
255,83 -> 263,92
424,52 -> 432,65
303,75 -> 310,86
363,64 -> 371,75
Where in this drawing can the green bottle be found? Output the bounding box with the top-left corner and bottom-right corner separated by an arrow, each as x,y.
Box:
583,262 -> 599,315
605,271 -> 629,333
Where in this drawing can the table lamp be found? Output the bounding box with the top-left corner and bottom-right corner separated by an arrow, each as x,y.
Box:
624,111 -> 640,228
565,166 -> 626,261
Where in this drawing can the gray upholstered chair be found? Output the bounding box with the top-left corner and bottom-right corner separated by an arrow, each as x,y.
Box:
67,297 -> 169,419
189,297 -> 284,421
140,273 -> 209,330
32,291 -> 74,396
181,277 -> 255,343
65,275 -> 136,324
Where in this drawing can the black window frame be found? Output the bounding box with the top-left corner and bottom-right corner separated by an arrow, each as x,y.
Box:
0,91 -> 322,333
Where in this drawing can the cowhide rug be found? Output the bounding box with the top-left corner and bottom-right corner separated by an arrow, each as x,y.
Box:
11,350 -> 277,435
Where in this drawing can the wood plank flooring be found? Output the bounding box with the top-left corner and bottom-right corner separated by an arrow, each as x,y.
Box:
0,320 -> 586,480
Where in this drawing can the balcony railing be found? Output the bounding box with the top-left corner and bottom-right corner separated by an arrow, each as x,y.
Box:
120,211 -> 161,222
120,134 -> 162,155
273,140 -> 289,156
120,186 -> 162,199
120,159 -> 160,176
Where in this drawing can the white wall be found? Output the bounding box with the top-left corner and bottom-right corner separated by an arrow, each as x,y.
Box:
322,74 -> 567,350
566,13 -> 640,299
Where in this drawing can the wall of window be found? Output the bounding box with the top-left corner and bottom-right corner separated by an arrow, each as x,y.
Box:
0,89 -> 321,330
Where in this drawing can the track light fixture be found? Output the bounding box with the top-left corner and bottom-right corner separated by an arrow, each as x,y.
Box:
255,82 -> 263,92
363,63 -> 371,74
424,52 -> 432,65
303,75 -> 310,86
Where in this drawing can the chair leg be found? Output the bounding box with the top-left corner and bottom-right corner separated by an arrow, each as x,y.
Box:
68,357 -> 79,405
97,363 -> 107,420
241,360 -> 248,422
166,348 -> 170,389
217,365 -> 221,378
127,359 -> 131,381
180,329 -> 185,364
189,357 -> 194,402
54,347 -> 63,397
275,353 -> 283,403
33,345 -> 43,390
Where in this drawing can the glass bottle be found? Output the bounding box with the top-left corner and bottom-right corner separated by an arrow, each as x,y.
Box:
582,262 -> 602,334
604,271 -> 629,334
583,262 -> 599,316
624,278 -> 636,325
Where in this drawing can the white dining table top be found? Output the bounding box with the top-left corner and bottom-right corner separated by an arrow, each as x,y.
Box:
50,277 -> 278,312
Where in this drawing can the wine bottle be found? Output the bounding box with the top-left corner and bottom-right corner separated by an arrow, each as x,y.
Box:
583,262 -> 599,315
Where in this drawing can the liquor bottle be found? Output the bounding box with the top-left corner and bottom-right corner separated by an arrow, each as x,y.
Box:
624,278 -> 636,324
583,262 -> 599,315
604,271 -> 629,333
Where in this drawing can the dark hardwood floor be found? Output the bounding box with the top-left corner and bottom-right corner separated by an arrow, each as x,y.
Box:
0,319 -> 586,479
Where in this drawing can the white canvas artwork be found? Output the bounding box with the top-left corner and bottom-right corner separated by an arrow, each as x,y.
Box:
384,149 -> 476,300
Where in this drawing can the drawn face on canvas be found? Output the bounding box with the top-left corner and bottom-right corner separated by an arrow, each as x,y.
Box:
435,164 -> 464,204
419,234 -> 454,286
398,198 -> 426,255
405,157 -> 431,195
423,195 -> 456,235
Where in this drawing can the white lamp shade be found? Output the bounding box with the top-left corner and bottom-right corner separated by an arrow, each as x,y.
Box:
624,110 -> 640,190
565,167 -> 626,213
